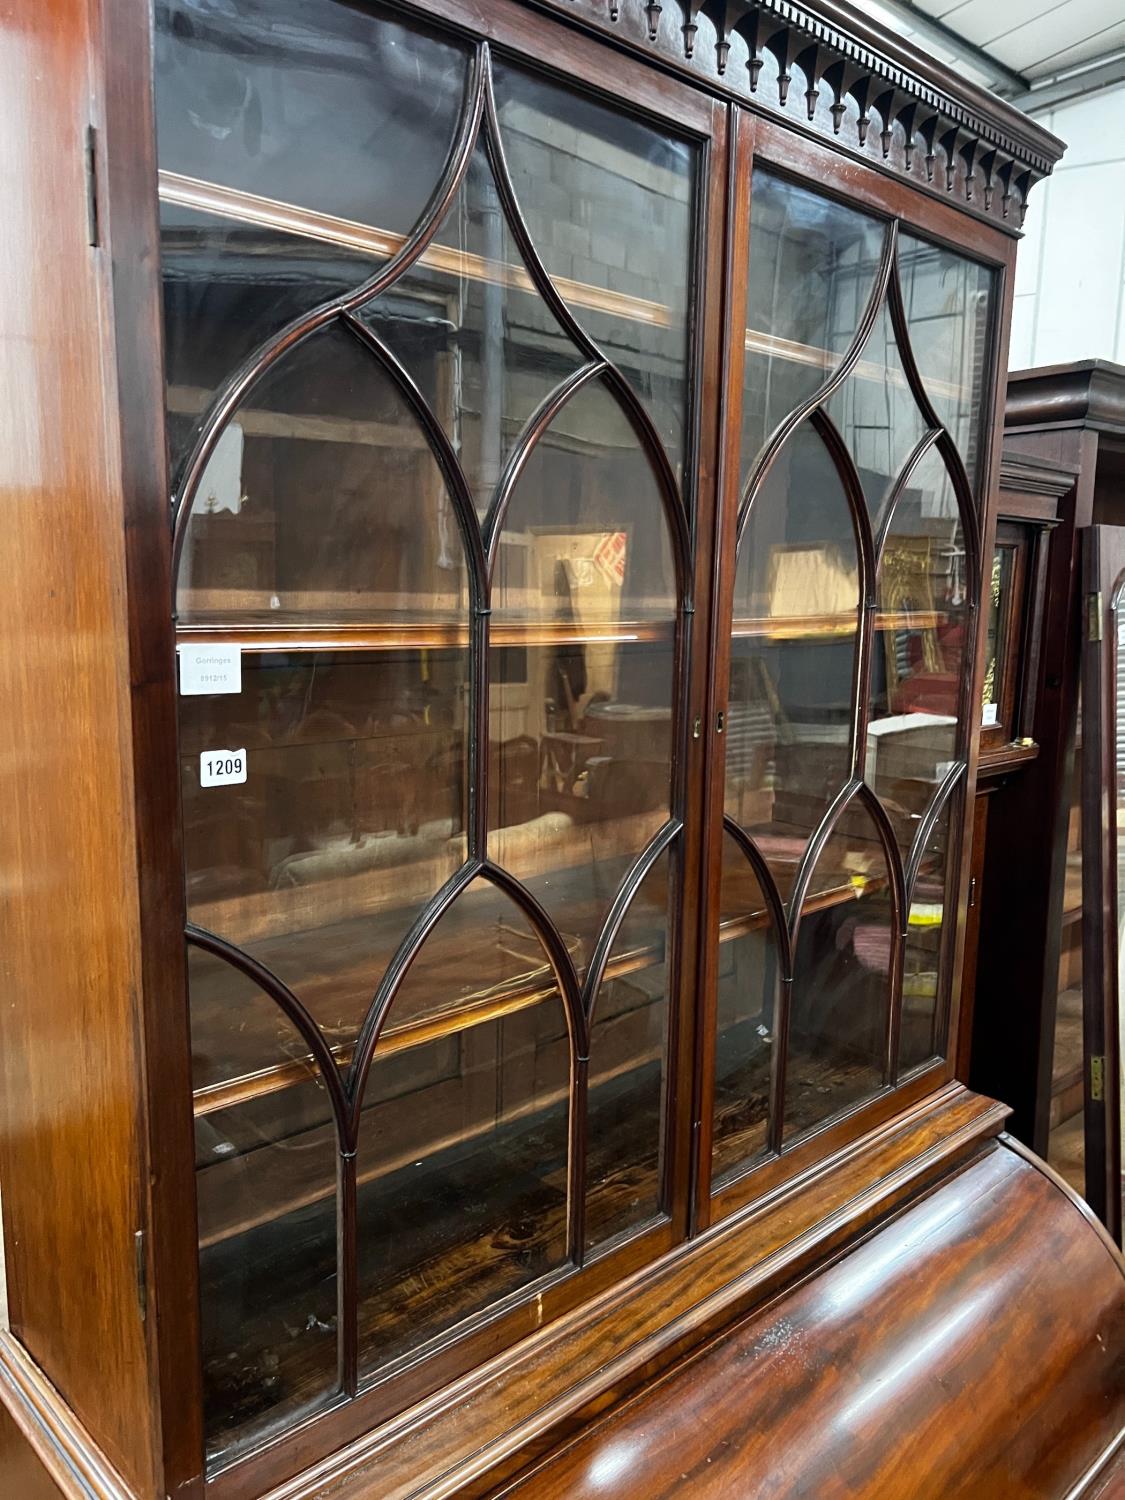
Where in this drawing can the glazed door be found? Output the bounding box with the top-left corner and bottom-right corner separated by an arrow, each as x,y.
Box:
699,116 -> 1002,1223
155,0 -> 721,1478
1080,525 -> 1125,1244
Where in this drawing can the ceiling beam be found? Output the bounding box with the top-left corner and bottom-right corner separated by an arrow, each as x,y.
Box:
1005,48 -> 1125,115
877,0 -> 1031,97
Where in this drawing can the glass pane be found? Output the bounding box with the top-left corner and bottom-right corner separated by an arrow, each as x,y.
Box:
489,375 -> 677,971
155,0 -> 467,230
729,423 -> 859,897
179,647 -> 469,1080
785,805 -> 892,1140
356,883 -> 570,1376
176,324 -> 469,623
1047,693 -> 1085,1197
900,797 -> 952,1073
357,141 -> 584,517
741,170 -> 885,480
493,61 -> 696,484
191,950 -> 339,1459
870,445 -> 968,856
712,832 -> 780,1181
897,233 -> 995,484
586,851 -> 672,1251
826,300 -> 930,531
156,0 -> 470,472
161,208 -> 385,473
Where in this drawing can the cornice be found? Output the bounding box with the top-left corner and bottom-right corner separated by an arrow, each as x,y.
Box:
1006,361 -> 1125,435
999,449 -> 1079,500
537,0 -> 1064,230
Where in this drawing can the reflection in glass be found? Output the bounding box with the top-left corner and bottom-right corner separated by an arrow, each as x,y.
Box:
586,851 -> 672,1250
177,324 -> 469,624
161,207 -> 386,472
359,141 -> 584,517
1047,693 -> 1086,1196
357,886 -> 570,1376
155,0 -> 468,231
900,798 -> 951,1073
192,951 -> 339,1459
155,0 -> 470,472
827,299 -> 930,531
870,445 -> 968,856
490,376 -> 677,962
898,233 -> 994,483
494,61 -> 696,482
981,543 -> 1015,732
741,169 -> 885,478
712,833 -> 779,1181
785,807 -> 892,1140
728,423 -> 859,895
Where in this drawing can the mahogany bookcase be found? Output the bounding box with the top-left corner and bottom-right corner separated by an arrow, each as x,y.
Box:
0,1 -> 1120,1497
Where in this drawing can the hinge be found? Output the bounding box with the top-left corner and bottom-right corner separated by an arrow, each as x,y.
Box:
1090,1055 -> 1105,1102
84,124 -> 99,247
1087,590 -> 1103,643
134,1228 -> 147,1323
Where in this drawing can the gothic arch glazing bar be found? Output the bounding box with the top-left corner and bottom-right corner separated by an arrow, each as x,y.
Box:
170,43 -> 489,580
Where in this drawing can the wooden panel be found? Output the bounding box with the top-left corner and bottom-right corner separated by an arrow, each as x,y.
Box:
508,1140 -> 1125,1500
0,0 -> 158,1490
0,1403 -> 64,1500
0,1332 -> 136,1500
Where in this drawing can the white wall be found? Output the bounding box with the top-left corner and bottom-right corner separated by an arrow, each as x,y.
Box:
1009,80 -> 1125,371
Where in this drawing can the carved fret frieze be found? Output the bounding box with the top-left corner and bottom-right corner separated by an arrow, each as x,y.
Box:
546,0 -> 1063,229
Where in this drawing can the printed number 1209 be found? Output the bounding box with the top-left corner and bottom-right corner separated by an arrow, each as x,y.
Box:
200,749 -> 247,788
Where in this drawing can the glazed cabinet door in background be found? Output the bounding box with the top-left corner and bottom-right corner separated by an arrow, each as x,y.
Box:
705,141 -> 997,1211
156,0 -> 715,1472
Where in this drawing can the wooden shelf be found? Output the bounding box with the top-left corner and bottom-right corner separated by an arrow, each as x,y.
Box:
176,617 -> 675,652
177,610 -> 944,654
190,861 -> 872,1118
160,169 -> 673,332
731,610 -> 947,642
159,173 -> 973,405
742,327 -> 971,405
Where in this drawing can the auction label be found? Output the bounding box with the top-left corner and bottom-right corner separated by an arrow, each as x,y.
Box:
200,749 -> 247,787
179,644 -> 242,696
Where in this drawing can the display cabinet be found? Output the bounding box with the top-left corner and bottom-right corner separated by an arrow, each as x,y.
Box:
1,2 -> 1121,1498
955,449 -> 1069,1082
981,363 -> 1125,1241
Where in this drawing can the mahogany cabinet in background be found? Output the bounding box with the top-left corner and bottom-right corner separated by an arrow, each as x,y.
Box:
972,362 -> 1125,1243
2,2 -> 1120,1498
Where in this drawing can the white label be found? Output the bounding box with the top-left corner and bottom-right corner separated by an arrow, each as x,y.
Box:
200,748 -> 247,788
981,702 -> 999,727
179,644 -> 241,696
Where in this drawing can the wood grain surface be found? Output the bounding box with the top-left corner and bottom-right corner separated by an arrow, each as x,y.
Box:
501,1140 -> 1125,1499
